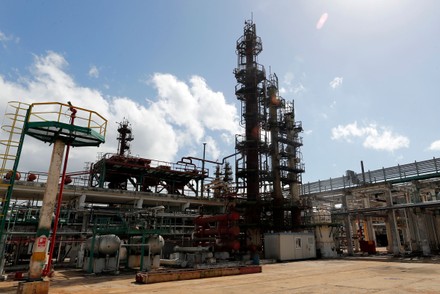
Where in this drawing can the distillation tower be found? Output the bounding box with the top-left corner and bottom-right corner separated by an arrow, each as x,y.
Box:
234,20 -> 305,248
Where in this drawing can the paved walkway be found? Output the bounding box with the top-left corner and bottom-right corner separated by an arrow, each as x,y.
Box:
1,259 -> 440,293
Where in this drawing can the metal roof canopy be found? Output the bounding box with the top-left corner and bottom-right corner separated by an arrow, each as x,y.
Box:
25,121 -> 105,147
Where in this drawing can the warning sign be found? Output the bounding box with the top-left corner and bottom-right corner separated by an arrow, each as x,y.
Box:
36,235 -> 48,252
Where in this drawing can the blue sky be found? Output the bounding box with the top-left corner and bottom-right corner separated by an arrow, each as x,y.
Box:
1,0 -> 440,183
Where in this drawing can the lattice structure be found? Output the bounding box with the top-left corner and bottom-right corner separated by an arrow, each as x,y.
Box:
234,20 -> 305,247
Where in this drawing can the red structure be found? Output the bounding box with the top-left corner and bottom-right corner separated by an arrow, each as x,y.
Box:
89,120 -> 208,196
193,212 -> 241,251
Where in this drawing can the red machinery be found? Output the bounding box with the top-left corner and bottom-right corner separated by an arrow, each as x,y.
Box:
193,212 -> 241,251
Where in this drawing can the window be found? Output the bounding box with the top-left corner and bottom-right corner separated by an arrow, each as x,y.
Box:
295,237 -> 302,249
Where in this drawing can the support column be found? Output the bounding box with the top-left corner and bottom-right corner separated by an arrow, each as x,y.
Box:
415,208 -> 431,256
28,139 -> 65,280
352,219 -> 360,252
402,208 -> 413,252
342,193 -> 353,255
385,189 -> 401,255
363,197 -> 376,244
411,183 -> 431,255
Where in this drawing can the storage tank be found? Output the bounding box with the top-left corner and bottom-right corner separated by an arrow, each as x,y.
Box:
129,235 -> 165,254
85,234 -> 121,255
147,235 -> 165,254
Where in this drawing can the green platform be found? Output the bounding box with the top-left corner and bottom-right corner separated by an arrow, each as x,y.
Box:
25,121 -> 105,147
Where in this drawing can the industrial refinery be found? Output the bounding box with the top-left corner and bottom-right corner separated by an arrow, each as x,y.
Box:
1,20 -> 440,293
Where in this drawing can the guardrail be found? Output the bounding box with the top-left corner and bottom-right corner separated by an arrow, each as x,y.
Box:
301,157 -> 440,195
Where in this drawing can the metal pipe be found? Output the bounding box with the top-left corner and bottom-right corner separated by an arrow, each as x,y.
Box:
361,161 -> 366,184
173,245 -> 211,253
221,152 -> 240,164
179,156 -> 219,166
159,258 -> 181,266
120,244 -> 151,247
201,143 -> 206,198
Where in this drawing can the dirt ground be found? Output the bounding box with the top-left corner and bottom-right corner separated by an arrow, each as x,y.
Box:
1,258 -> 440,294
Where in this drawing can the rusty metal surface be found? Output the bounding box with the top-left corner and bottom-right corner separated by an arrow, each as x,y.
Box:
135,265 -> 261,284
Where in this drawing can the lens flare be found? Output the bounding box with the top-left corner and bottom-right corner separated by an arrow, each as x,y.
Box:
316,12 -> 329,30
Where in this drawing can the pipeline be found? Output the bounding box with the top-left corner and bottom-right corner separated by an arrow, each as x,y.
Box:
173,246 -> 212,253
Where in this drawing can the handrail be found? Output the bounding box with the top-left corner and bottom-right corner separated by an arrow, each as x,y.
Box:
27,102 -> 107,137
301,157 -> 440,195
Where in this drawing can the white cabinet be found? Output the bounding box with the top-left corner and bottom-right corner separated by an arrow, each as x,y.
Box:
264,232 -> 316,261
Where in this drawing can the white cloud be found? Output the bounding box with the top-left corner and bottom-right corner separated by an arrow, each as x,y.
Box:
428,140 -> 440,151
151,73 -> 240,147
331,121 -> 409,152
293,83 -> 306,95
0,31 -> 6,42
283,72 -> 294,86
204,136 -> 220,161
88,65 -> 99,78
0,30 -> 19,47
0,51 -> 238,174
329,77 -> 343,89
280,73 -> 306,96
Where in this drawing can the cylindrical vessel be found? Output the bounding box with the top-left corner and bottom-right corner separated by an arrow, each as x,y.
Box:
85,234 -> 121,255
147,235 -> 165,254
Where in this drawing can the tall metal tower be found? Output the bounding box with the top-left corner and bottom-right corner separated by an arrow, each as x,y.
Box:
116,118 -> 133,157
234,20 -> 305,249
234,20 -> 266,248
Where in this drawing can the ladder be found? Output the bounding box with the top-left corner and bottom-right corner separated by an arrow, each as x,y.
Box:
0,101 -> 30,273
0,101 -> 29,187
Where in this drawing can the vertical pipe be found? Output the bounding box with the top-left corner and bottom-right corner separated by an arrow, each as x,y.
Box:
342,193 -> 354,255
201,142 -> 206,198
88,233 -> 96,273
269,87 -> 283,229
360,161 -> 366,184
140,233 -> 146,271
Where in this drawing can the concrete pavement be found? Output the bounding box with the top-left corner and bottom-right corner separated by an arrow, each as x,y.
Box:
1,259 -> 440,293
